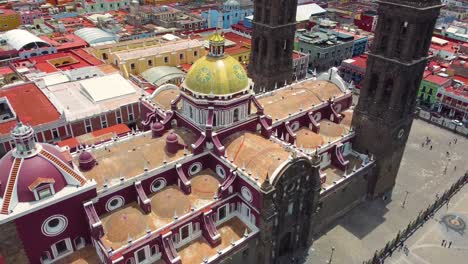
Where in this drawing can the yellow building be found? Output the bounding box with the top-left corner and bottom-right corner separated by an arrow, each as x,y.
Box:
0,9 -> 20,32
87,37 -> 206,78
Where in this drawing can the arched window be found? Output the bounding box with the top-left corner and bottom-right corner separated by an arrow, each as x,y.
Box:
233,108 -> 239,122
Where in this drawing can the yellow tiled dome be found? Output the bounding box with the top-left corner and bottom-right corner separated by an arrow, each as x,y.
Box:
183,55 -> 249,95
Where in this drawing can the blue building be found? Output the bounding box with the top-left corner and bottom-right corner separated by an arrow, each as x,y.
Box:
202,0 -> 253,29
351,35 -> 368,57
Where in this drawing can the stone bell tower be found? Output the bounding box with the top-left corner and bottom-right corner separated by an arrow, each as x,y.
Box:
352,0 -> 443,197
249,0 -> 297,92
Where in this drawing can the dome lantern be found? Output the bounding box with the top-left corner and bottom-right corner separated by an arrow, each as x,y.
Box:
11,121 -> 37,157
208,33 -> 225,57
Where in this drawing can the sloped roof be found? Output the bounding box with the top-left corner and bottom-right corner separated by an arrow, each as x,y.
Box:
1,29 -> 51,51
74,28 -> 117,45
141,66 -> 185,86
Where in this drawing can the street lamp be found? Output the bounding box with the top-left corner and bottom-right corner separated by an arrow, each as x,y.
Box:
328,246 -> 335,264
401,191 -> 410,208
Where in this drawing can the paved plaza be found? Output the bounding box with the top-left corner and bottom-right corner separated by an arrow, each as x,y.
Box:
300,119 -> 468,264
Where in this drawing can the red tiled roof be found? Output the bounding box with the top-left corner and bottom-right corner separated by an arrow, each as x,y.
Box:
0,9 -> 17,16
0,66 -> 14,76
12,49 -> 103,73
39,34 -> 88,51
180,63 -> 192,73
351,55 -> 367,69
57,137 -> 79,149
430,40 -> 460,53
424,74 -> 450,85
0,83 -> 61,135
28,177 -> 55,191
92,124 -> 130,138
445,86 -> 468,99
453,75 -> 468,84
57,124 -> 131,149
223,32 -> 251,56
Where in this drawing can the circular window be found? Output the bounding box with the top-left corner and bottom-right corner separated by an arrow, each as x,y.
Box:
334,103 -> 342,113
241,186 -> 253,202
398,129 -> 405,139
151,178 -> 167,193
106,196 -> 125,212
313,112 -> 322,122
290,121 -> 300,132
42,215 -> 68,237
216,165 -> 226,179
189,162 -> 202,176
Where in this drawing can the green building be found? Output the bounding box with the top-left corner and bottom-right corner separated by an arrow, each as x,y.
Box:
418,74 -> 451,108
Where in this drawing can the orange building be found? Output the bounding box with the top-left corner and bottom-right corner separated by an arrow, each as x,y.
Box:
0,9 -> 20,31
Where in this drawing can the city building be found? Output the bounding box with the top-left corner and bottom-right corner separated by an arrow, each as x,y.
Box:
0,8 -> 20,31
0,32 -> 377,264
436,21 -> 468,42
339,54 -> 367,89
0,1 -> 445,264
0,29 -> 57,59
0,82 -> 64,156
418,74 -> 451,107
81,0 -> 131,14
354,10 -> 378,32
297,30 -> 354,72
434,82 -> 468,121
87,37 -> 205,78
202,0 -> 253,29
18,9 -> 43,25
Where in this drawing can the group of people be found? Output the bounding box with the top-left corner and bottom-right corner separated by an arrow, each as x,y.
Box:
441,239 -> 453,248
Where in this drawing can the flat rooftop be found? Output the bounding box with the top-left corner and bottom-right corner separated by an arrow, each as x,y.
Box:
223,132 -> 290,183
44,73 -> 142,121
257,80 -> 344,121
178,217 -> 250,264
151,88 -> 181,110
114,39 -> 203,61
101,170 -> 221,249
75,128 -> 196,189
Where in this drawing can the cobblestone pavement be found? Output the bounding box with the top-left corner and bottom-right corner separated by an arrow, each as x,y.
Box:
300,119 -> 468,264
386,188 -> 468,264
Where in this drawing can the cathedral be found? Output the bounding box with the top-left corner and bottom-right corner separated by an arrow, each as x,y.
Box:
0,0 -> 442,264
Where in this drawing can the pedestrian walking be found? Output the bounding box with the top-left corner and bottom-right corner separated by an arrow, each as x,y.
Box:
430,145 -> 433,150
454,166 -> 457,171
449,141 -> 452,146
448,241 -> 452,248
454,138 -> 457,144
441,239 -> 446,246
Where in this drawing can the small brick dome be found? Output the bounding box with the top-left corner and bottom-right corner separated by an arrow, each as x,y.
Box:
79,151 -> 95,171
165,133 -> 179,154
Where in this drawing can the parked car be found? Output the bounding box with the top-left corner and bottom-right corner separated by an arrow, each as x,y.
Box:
451,119 -> 463,126
431,112 -> 441,118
